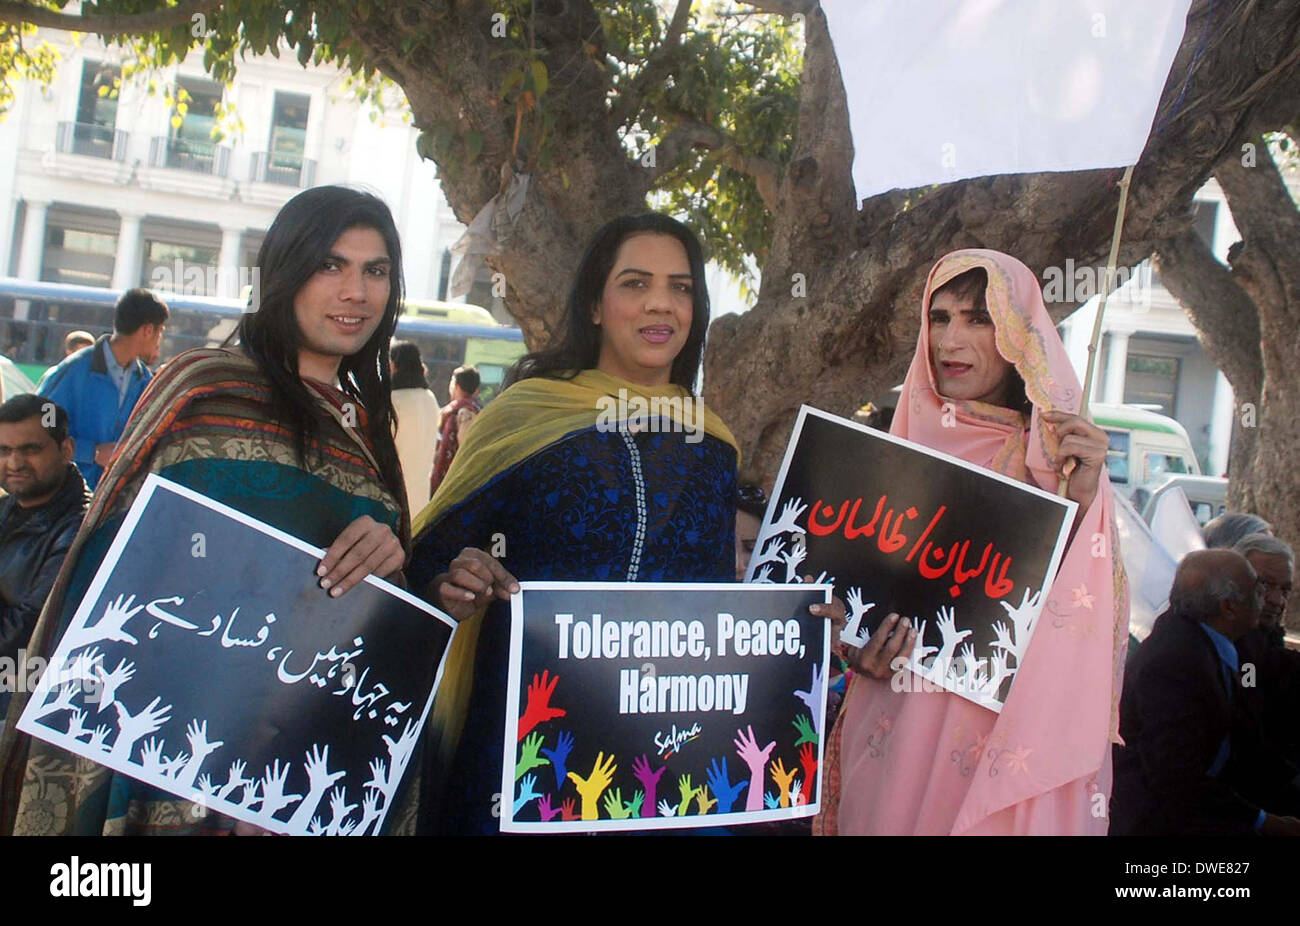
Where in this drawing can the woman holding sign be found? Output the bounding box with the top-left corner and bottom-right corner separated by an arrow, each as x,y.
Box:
408,213 -> 750,835
819,249 -> 1127,836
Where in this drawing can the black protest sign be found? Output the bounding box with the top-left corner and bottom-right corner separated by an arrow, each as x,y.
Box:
500,582 -> 830,832
18,474 -> 456,835
745,406 -> 1075,711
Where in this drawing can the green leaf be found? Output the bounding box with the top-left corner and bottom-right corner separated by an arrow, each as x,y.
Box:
501,68 -> 524,99
465,130 -> 483,162
530,59 -> 548,96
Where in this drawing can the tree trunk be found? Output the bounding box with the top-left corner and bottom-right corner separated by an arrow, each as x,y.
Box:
1213,148 -> 1300,571
1150,224 -> 1262,504
706,0 -> 1300,484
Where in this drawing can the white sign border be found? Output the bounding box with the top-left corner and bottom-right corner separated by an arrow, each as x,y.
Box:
500,580 -> 831,834
744,404 -> 1078,713
17,472 -> 459,835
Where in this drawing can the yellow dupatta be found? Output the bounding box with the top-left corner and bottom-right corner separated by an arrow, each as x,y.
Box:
412,368 -> 738,536
411,367 -> 739,777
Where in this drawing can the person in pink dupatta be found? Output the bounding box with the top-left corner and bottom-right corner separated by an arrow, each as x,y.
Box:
817,249 -> 1129,836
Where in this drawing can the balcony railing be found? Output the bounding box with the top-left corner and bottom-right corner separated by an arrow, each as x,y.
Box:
148,136 -> 231,177
250,150 -> 316,187
55,121 -> 127,160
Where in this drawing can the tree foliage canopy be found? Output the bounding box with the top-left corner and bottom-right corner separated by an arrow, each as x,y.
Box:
0,0 -> 803,284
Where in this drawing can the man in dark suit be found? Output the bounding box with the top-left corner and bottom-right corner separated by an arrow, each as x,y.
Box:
1111,548 -> 1300,835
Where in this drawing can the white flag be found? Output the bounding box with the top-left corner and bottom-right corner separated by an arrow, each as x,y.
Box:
1111,489 -> 1177,642
823,0 -> 1192,200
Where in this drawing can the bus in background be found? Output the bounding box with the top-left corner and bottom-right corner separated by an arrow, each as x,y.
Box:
0,278 -> 526,403
400,297 -> 527,402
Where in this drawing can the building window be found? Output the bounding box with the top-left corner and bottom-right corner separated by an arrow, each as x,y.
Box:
1123,353 -> 1180,416
437,248 -> 452,300
167,78 -> 223,173
267,92 -> 309,183
143,240 -> 220,295
42,226 -> 117,287
72,61 -> 120,157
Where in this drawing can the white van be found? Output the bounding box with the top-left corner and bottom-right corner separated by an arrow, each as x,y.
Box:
1091,403 -> 1201,501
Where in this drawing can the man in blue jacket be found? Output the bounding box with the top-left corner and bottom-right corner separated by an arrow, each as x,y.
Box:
37,288 -> 168,489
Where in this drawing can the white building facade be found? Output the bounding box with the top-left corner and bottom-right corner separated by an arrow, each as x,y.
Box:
0,32 -> 471,324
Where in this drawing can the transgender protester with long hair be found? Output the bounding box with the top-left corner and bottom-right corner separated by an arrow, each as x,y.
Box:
817,249 -> 1129,836
406,213 -> 748,835
0,186 -> 450,835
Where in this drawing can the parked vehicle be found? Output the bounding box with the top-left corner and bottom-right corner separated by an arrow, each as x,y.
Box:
1092,403 -> 1202,501
0,277 -> 526,403
1133,474 -> 1227,528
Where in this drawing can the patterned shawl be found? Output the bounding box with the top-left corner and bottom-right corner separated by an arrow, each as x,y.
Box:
0,347 -> 405,835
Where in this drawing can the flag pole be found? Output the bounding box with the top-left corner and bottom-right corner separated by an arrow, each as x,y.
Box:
1059,163 -> 1136,498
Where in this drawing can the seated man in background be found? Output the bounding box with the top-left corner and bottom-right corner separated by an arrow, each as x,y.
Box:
1112,548 -> 1300,835
0,395 -> 90,725
1234,533 -> 1300,766
1204,512 -> 1272,550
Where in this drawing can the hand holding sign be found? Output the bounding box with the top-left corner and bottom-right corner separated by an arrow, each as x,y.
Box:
845,612 -> 914,680
317,515 -> 404,597
1041,410 -> 1109,515
434,546 -> 519,620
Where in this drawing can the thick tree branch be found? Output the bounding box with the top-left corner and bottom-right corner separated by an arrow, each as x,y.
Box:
648,117 -> 781,212
1215,146 -> 1300,332
608,0 -> 694,129
739,0 -> 815,15
762,1 -> 855,274
0,0 -> 223,34
1152,227 -> 1263,400
663,0 -> 693,48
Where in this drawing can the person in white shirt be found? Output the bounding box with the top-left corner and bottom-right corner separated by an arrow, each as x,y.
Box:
389,340 -> 441,513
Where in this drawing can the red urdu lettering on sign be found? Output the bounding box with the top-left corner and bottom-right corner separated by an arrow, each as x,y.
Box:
804,495 -> 1018,602
918,541 -> 959,580
985,552 -> 1015,598
845,495 -> 886,540
807,499 -> 849,536
905,505 -> 947,562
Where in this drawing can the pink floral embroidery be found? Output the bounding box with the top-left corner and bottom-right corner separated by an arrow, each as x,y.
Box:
1003,746 -> 1032,775
1070,584 -> 1095,611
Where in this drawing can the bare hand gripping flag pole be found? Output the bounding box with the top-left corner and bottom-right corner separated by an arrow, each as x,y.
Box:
821,0 -> 1192,493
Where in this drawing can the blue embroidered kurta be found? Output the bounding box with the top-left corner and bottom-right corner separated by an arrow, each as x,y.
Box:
408,424 -> 737,834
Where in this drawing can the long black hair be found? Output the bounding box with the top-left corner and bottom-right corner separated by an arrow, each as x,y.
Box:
235,185 -> 406,510
389,340 -> 428,390
507,212 -> 711,392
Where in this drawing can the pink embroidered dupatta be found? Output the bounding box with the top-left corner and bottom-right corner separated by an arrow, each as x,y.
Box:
821,250 -> 1129,835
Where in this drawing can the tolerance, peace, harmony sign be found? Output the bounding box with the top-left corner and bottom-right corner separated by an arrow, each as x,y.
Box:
500,582 -> 830,833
